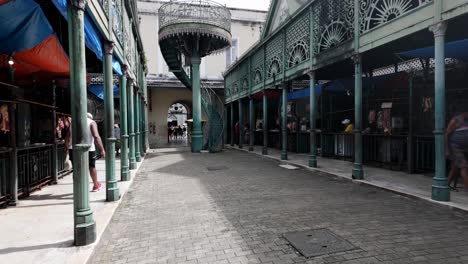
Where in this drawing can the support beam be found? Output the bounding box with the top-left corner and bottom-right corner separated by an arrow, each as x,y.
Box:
68,1 -> 96,246
128,79 -> 136,170
135,91 -> 141,162
103,40 -> 119,201
262,90 -> 268,155
238,99 -> 243,149
230,103 -> 234,146
352,55 -> 364,179
51,81 -> 58,184
281,84 -> 288,160
191,47 -> 203,152
8,102 -> 17,206
249,97 -> 254,151
119,67 -> 130,181
430,21 -> 450,201
308,72 -> 317,168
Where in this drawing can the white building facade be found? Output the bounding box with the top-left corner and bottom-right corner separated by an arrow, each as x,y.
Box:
138,0 -> 267,147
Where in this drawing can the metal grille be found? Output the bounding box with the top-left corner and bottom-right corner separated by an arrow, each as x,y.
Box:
284,229 -> 357,258
312,0 -> 354,54
0,151 -> 10,201
240,61 -> 249,93
112,0 -> 123,45
266,33 -> 284,79
360,0 -> 433,33
286,12 -> 310,69
98,0 -> 109,16
373,65 -> 396,76
251,48 -> 264,86
17,146 -> 53,196
397,58 -> 424,73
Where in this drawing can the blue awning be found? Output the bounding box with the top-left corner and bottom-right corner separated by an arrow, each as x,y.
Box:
287,84 -> 323,100
51,0 -> 122,76
399,39 -> 468,62
88,84 -> 120,100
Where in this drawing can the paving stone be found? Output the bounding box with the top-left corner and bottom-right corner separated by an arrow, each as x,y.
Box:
88,149 -> 468,264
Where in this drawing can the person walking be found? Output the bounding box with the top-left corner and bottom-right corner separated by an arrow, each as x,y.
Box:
66,113 -> 106,192
446,112 -> 468,190
114,124 -> 121,156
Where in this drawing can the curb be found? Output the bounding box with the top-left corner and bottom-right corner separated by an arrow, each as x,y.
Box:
226,146 -> 468,215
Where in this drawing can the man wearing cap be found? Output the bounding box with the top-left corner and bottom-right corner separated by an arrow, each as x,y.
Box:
65,113 -> 106,192
342,119 -> 354,134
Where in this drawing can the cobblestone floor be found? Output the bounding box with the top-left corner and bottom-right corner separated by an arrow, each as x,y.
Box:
88,149 -> 468,264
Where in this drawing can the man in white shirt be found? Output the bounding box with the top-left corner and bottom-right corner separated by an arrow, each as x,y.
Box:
65,113 -> 106,192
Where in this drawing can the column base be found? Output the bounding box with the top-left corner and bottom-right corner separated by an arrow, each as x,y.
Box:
106,181 -> 120,202
249,146 -> 254,151
239,144 -> 243,149
136,154 -> 141,162
308,157 -> 317,168
191,133 -> 203,153
262,148 -> 268,155
7,200 -> 17,206
121,166 -> 130,181
129,159 -> 137,170
432,178 -> 450,202
352,163 -> 364,179
281,152 -> 287,160
74,221 -> 96,246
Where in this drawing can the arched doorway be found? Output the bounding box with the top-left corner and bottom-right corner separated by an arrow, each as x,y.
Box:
166,102 -> 190,146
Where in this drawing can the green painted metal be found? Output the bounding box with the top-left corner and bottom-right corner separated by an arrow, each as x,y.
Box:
262,90 -> 268,155
201,81 -> 224,152
238,99 -> 243,149
281,84 -> 287,160
352,55 -> 364,180
68,2 -> 96,246
128,80 -> 136,170
230,103 -> 234,146
104,41 -> 120,201
135,91 -> 141,162
431,21 -> 450,202
249,97 -> 254,151
308,72 -> 317,168
407,77 -> 414,174
119,71 -> 130,181
191,49 -> 203,153
51,81 -> 58,184
8,103 -> 17,206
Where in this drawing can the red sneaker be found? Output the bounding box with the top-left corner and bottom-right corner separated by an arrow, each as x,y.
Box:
91,182 -> 102,192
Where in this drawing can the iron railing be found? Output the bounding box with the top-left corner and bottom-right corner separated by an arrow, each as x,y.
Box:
201,81 -> 225,152
17,145 -> 53,197
413,135 -> 435,173
363,134 -> 407,170
0,150 -> 10,205
159,0 -> 231,32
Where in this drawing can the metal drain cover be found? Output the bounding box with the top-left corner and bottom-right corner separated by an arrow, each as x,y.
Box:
206,166 -> 228,171
284,229 -> 356,258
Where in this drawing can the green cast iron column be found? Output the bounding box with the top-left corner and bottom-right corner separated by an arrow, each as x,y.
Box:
51,81 -> 58,183
128,80 -> 136,170
103,41 -> 119,201
230,103 -> 234,146
238,99 -> 243,149
430,21 -> 450,201
68,1 -> 96,246
249,97 -> 254,151
281,84 -> 288,160
8,102 -> 17,206
191,49 -> 203,153
262,90 -> 268,155
135,91 -> 141,162
308,71 -> 317,168
119,67 -> 130,181
352,55 -> 364,179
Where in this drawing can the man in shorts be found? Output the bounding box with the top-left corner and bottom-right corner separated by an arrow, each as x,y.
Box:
446,112 -> 468,190
66,113 -> 106,192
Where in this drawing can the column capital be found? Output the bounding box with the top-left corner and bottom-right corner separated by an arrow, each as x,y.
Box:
351,54 -> 361,65
69,0 -> 88,10
429,21 -> 447,38
191,56 -> 201,65
103,41 -> 115,55
307,71 -> 315,79
122,64 -> 128,76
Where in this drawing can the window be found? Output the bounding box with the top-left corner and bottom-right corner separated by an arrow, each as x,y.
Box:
225,38 -> 239,67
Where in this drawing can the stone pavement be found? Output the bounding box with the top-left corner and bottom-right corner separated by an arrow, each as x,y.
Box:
0,157 -> 144,264
88,148 -> 468,264
228,145 -> 468,213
